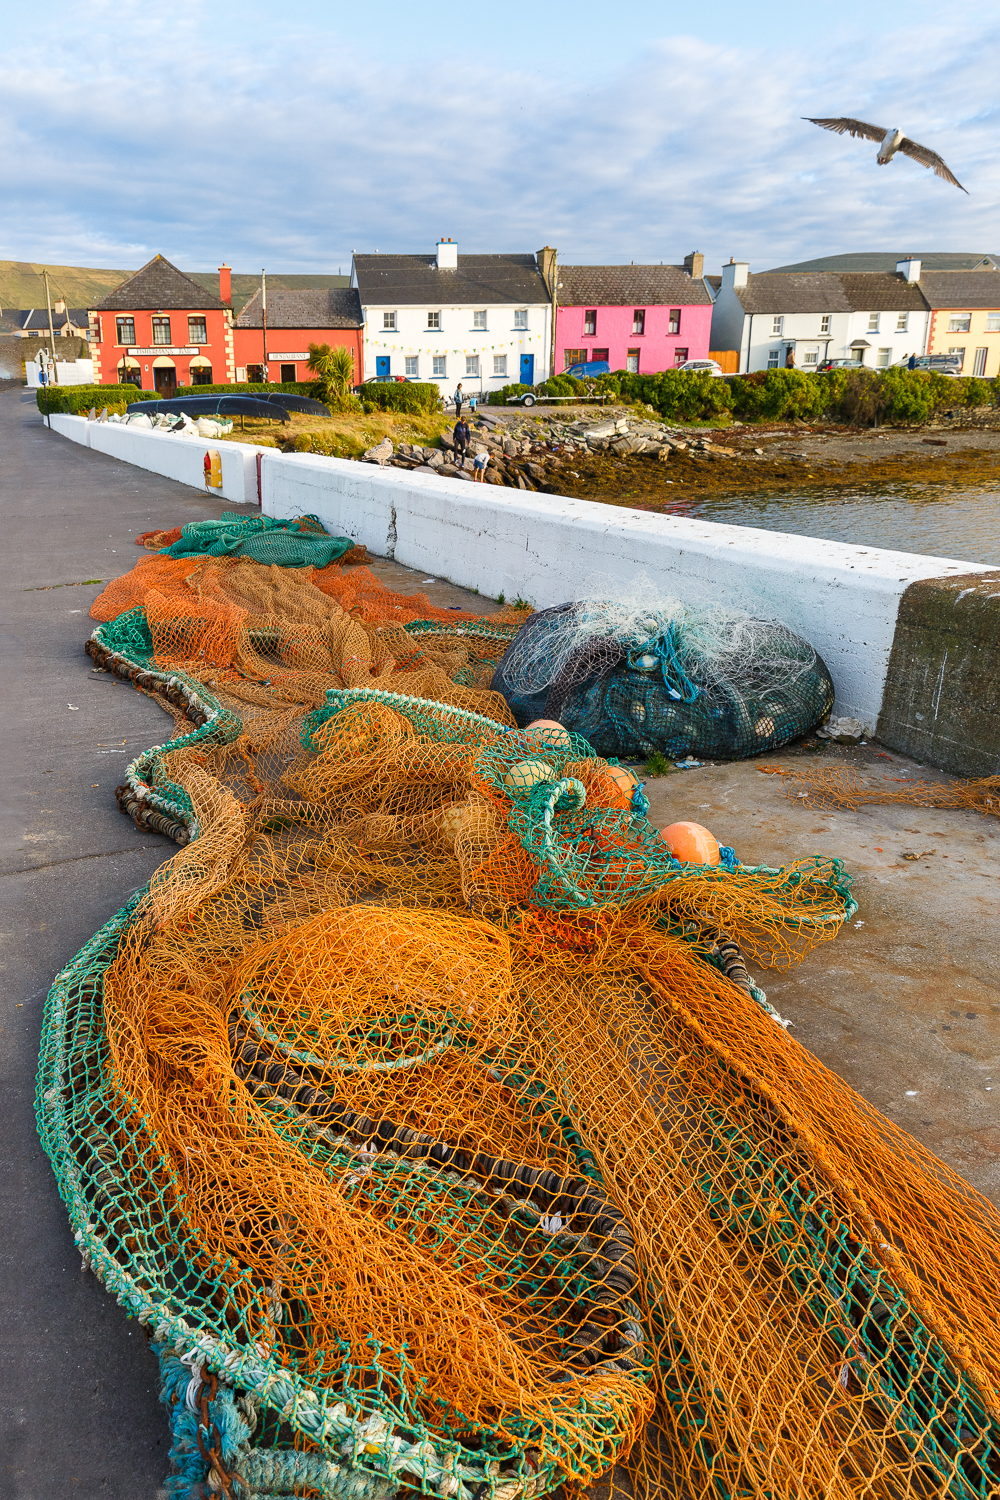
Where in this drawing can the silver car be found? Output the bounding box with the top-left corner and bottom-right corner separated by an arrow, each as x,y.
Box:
676,359 -> 725,377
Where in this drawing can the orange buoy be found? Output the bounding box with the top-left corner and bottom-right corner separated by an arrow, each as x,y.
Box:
524,719 -> 572,749
572,761 -> 636,810
659,820 -> 721,865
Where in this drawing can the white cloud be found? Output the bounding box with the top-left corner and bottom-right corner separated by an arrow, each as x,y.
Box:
1,14 -> 997,276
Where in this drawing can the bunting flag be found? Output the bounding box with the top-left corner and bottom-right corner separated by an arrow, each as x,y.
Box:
367,335 -> 536,354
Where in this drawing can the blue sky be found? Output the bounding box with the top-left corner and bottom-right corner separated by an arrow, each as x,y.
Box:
3,0 -> 998,276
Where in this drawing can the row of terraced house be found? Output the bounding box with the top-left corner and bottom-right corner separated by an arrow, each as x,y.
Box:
29,244 -> 1000,398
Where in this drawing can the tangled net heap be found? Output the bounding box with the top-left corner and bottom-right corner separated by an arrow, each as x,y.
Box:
773,764 -> 1000,820
491,588 -> 835,762
38,523 -> 1000,1500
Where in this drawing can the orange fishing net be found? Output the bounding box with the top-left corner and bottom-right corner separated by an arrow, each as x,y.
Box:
44,540 -> 1000,1499
774,764 -> 1000,820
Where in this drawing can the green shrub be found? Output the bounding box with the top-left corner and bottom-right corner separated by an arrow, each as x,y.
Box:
36,384 -> 159,415
609,369 -> 732,422
727,369 -> 827,422
359,382 -> 440,414
488,383 -> 530,405
955,376 -> 993,408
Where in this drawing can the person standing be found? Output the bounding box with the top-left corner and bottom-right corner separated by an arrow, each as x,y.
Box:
453,417 -> 471,467
454,382 -> 465,417
907,353 -> 917,371
784,347 -> 796,369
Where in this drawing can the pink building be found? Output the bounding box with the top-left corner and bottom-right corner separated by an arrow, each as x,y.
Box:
555,254 -> 713,374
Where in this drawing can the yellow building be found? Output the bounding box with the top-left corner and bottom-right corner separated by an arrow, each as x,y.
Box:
920,269 -> 1000,377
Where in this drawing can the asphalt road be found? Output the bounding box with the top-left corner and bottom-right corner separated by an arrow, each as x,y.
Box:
0,390 -> 259,1500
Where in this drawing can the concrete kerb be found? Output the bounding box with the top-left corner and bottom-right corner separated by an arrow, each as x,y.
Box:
40,419 -> 998,771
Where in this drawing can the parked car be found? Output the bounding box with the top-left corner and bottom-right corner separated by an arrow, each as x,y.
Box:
815,358 -> 863,372
564,360 -> 611,380
676,359 -> 725,377
907,354 -> 964,376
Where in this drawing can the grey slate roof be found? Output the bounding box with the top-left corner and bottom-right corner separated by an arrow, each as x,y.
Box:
917,270 -> 1000,309
6,307 -> 89,331
557,264 -> 712,306
353,254 -> 549,306
236,287 -> 362,329
90,255 -> 228,312
734,271 -> 927,314
764,252 -> 1000,274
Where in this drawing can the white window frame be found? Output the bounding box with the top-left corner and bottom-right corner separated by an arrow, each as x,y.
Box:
820,314 -> 831,334
513,308 -> 528,329
626,351 -> 639,373
473,310 -> 487,330
867,312 -> 880,333
465,354 -> 479,377
404,355 -> 419,378
771,316 -> 783,337
896,312 -> 908,332
493,354 -> 507,378
767,348 -> 780,369
876,347 -> 892,368
383,311 -> 396,330
948,313 -> 971,333
432,354 -> 447,378
986,312 -> 1000,332
426,310 -> 441,330
802,347 -> 820,366
973,346 -> 988,377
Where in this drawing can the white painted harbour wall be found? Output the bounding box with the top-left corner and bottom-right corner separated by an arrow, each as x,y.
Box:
43,416 -> 990,731
260,454 -> 988,728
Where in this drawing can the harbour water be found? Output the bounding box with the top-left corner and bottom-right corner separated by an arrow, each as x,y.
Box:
665,481 -> 1000,565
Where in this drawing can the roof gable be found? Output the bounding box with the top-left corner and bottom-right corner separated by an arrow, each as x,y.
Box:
236,287 -> 362,329
557,264 -> 712,306
90,254 -> 228,311
353,253 -> 549,306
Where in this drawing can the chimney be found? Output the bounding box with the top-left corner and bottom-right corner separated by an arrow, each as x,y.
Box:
536,245 -> 557,292
721,258 -> 749,290
683,251 -> 704,280
896,256 -> 921,283
219,264 -> 232,304
436,238 -> 458,270
54,297 -> 66,315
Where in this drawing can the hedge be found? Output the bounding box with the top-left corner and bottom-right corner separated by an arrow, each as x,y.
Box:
488,383 -> 531,405
36,379 -> 315,416
357,382 -> 441,414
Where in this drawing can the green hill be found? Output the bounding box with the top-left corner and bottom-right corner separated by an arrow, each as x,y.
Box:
0,262 -> 349,318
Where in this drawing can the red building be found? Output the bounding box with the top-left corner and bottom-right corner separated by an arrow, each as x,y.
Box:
88,255 -> 234,393
233,288 -> 363,385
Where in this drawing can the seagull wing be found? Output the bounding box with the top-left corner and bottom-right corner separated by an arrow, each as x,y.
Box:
805,117 -> 887,143
898,137 -> 968,192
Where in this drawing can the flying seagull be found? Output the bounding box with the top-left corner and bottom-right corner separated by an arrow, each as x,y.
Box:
805,117 -> 968,192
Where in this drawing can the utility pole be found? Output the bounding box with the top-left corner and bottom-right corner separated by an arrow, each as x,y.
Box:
261,269 -> 268,386
42,269 -> 58,381
549,248 -> 558,380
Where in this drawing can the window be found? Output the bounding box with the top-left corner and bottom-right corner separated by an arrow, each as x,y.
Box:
247,364 -> 265,383
152,317 -> 171,345
191,364 -> 213,385
432,355 -> 447,377
770,315 -> 782,337
426,310 -> 440,329
116,316 -> 136,346
383,311 -> 396,330
465,354 -> 479,376
405,356 -> 419,377
947,346 -> 966,369
280,363 -> 296,383
948,313 -> 971,333
896,312 -> 909,333
987,312 -> 1000,332
591,348 -> 609,363
973,347 -> 988,377
767,348 -> 780,369
188,316 -> 207,344
867,313 -> 880,332
626,349 -> 640,373
670,309 -> 683,336
493,354 -> 507,377
513,309 -> 528,329
583,310 -> 597,336
673,347 -> 689,366
473,310 -> 487,329
802,347 -> 820,366
632,310 -> 645,335
564,348 -> 586,369
820,315 -> 831,334
877,348 -> 892,368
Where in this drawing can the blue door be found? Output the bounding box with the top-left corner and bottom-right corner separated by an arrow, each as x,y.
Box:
376,355 -> 390,380
520,353 -> 534,385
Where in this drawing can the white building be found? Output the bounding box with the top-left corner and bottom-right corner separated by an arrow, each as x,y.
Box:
351,240 -> 554,396
709,257 -> 932,373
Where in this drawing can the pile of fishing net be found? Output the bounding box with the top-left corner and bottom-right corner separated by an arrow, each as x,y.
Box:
38,516 -> 1000,1500
492,591 -> 834,761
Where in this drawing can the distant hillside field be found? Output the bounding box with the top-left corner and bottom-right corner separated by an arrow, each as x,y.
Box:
0,262 -> 349,317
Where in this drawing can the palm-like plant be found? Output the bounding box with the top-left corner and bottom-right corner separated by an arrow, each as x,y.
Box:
307,342 -> 356,406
